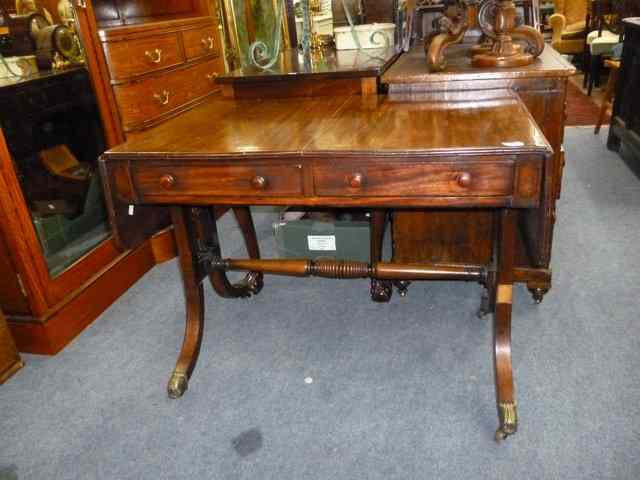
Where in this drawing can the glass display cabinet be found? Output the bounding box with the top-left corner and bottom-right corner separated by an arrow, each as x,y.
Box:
0,0 -> 182,354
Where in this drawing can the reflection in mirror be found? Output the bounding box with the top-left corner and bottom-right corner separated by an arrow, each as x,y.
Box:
223,0 -> 288,68
0,0 -> 110,277
220,0 -> 400,69
293,0 -> 333,49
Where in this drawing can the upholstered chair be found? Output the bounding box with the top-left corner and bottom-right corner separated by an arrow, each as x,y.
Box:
549,0 -> 589,55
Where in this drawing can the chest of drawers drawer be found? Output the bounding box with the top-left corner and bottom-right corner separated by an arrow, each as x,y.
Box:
182,25 -> 220,61
312,159 -> 515,198
103,33 -> 184,81
130,162 -> 304,200
113,58 -> 222,131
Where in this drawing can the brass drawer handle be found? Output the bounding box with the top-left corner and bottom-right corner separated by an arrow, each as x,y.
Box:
206,72 -> 218,82
457,171 -> 472,188
251,175 -> 267,190
153,90 -> 170,106
144,48 -> 163,64
201,36 -> 215,51
159,174 -> 176,189
348,173 -> 363,188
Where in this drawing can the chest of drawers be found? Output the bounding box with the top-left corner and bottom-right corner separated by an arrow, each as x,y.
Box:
99,16 -> 225,135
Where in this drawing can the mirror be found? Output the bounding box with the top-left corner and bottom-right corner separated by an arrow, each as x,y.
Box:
222,0 -> 289,68
220,0 -> 398,69
0,0 -> 111,277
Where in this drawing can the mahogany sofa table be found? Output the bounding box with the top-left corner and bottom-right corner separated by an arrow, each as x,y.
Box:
100,91 -> 552,441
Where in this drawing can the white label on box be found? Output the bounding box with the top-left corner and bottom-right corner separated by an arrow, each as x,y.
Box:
307,235 -> 336,251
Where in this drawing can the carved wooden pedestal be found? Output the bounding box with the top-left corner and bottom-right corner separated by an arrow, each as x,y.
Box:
425,0 -> 545,72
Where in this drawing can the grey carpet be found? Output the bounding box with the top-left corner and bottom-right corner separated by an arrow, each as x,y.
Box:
1,127 -> 639,480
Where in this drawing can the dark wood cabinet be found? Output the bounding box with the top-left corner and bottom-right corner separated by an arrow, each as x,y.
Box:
0,0 -> 225,354
608,17 -> 640,161
0,66 -> 169,354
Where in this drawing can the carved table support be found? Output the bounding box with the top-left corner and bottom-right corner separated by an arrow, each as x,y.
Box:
494,209 -> 518,440
167,205 -> 263,399
167,206 -> 205,399
370,210 -> 393,302
191,207 -> 263,298
472,0 -> 544,68
426,4 -> 469,72
478,212 -> 498,318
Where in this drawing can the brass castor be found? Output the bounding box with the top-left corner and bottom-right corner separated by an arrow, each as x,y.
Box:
495,428 -> 510,442
495,401 -> 518,442
528,286 -> 549,304
167,372 -> 188,399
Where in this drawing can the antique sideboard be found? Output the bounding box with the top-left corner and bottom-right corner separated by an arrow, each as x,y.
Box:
101,91 -> 551,440
382,44 -> 575,303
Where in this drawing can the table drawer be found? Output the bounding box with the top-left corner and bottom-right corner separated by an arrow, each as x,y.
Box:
131,163 -> 304,199
313,160 -> 514,197
113,58 -> 221,131
182,25 -> 220,61
103,33 -> 184,81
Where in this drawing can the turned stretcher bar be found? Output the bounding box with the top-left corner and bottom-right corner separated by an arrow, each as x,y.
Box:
214,258 -> 487,281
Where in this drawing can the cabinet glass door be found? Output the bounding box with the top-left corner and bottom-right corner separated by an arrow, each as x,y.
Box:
0,3 -> 110,277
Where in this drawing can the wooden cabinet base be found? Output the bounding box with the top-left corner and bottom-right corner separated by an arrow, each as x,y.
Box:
0,309 -> 23,383
7,230 -> 175,355
0,358 -> 23,384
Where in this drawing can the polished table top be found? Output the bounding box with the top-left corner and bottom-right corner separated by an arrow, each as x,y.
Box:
216,47 -> 399,84
105,92 -> 551,159
382,44 -> 575,85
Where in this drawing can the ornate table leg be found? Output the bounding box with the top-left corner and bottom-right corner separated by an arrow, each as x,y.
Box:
192,207 -> 263,298
478,213 -> 498,318
230,207 -> 264,294
167,206 -> 205,399
472,0 -> 544,68
494,209 -> 518,441
478,270 -> 496,318
370,210 -> 392,302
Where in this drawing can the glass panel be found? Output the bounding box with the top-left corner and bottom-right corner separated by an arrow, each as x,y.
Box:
0,3 -> 110,277
224,0 -> 286,67
226,0 -> 276,67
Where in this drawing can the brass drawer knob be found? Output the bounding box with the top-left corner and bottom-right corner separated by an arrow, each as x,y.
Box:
206,72 -> 218,82
348,173 -> 363,188
144,48 -> 162,64
201,36 -> 215,51
251,175 -> 267,190
457,171 -> 472,188
153,90 -> 170,106
159,174 -> 176,189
